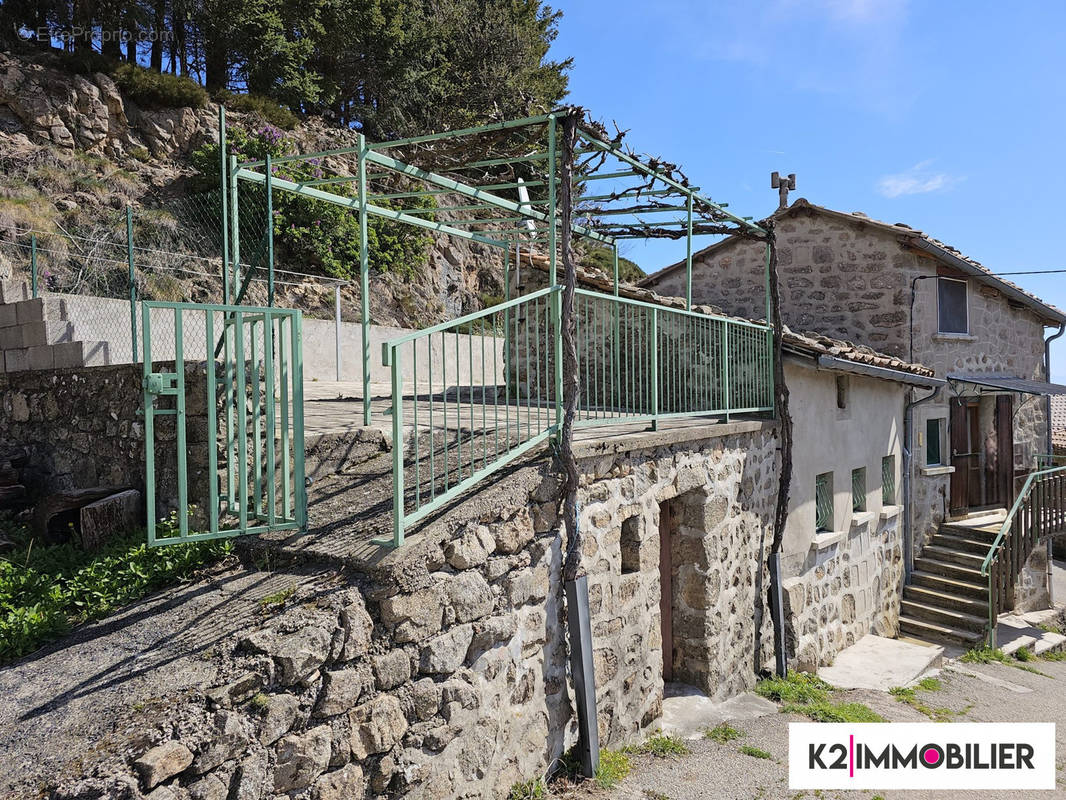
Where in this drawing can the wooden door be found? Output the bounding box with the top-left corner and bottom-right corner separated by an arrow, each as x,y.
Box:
995,395 -> 1014,506
659,501 -> 675,683
950,399 -> 971,516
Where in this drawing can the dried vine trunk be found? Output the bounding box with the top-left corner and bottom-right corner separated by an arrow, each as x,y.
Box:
557,110 -> 583,583
766,218 -> 792,672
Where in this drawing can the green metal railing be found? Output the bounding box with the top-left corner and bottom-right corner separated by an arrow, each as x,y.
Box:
1035,453 -> 1066,469
143,301 -> 306,545
980,464 -> 1066,646
382,288 -> 774,546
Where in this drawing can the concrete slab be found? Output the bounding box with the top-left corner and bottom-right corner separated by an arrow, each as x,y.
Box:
659,683 -> 778,740
817,634 -> 943,690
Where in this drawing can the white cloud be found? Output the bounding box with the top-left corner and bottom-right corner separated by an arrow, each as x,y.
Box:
877,160 -> 961,198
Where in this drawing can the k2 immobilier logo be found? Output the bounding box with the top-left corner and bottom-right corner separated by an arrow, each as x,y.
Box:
789,723 -> 1055,790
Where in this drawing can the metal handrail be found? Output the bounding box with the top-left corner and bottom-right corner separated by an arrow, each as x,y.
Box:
380,288 -> 775,546
980,464 -> 1066,645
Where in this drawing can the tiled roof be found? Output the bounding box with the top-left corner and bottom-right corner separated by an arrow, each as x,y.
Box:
641,198 -> 1066,324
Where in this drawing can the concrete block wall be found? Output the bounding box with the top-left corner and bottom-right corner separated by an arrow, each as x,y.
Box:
0,282 -> 111,373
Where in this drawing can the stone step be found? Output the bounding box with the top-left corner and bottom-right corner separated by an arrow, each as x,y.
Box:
0,280 -> 30,305
929,532 -> 995,556
909,569 -> 988,599
12,297 -> 67,325
940,523 -> 1002,542
921,544 -> 986,569
901,599 -> 987,633
913,556 -> 984,583
0,321 -> 74,350
903,585 -> 988,616
899,616 -> 985,648
1033,632 -> 1066,655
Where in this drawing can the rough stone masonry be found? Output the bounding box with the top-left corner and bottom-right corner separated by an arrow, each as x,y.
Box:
48,421 -> 778,800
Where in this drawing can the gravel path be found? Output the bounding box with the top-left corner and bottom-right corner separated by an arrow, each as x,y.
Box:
604,658 -> 1066,800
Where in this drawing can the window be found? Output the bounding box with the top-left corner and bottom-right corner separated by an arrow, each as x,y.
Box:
851,467 -> 867,513
926,418 -> 944,466
815,472 -> 834,532
836,375 -> 850,410
882,455 -> 896,505
937,277 -> 968,334
620,515 -> 641,574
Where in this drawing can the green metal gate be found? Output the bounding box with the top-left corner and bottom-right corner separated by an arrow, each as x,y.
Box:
142,301 -> 307,546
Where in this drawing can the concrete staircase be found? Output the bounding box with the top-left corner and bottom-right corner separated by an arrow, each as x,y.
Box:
899,516 -> 1004,648
0,281 -> 110,373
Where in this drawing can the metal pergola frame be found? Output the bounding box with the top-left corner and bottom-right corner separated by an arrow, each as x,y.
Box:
218,108 -> 771,426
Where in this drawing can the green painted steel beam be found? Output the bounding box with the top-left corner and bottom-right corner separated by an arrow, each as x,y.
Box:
236,168 -> 508,248
368,113 -> 554,150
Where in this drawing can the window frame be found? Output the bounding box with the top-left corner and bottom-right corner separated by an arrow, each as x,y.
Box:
925,417 -> 945,466
937,276 -> 969,335
882,455 -> 896,505
851,467 -> 867,513
815,471 -> 834,533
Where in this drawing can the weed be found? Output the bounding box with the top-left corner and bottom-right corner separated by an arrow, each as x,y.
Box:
1039,650 -> 1066,661
705,723 -> 744,743
758,671 -> 883,722
258,586 -> 296,609
643,792 -> 671,800
1015,646 -> 1033,662
0,511 -> 231,664
129,146 -> 151,163
916,676 -> 942,691
507,778 -> 547,800
889,686 -> 955,722
962,646 -> 1051,676
247,692 -> 271,714
739,745 -> 773,760
627,733 -> 690,758
216,90 -> 299,129
595,749 -> 631,789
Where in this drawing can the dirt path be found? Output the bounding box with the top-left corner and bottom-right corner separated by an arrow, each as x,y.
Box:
605,658 -> 1066,800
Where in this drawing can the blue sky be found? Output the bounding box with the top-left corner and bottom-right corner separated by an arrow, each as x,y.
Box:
550,0 -> 1066,380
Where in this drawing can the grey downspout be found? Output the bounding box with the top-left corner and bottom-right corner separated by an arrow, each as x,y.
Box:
1043,323 -> 1064,605
903,385 -> 942,582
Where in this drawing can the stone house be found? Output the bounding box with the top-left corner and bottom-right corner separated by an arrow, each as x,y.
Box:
642,198 -> 1066,643
777,329 -> 941,666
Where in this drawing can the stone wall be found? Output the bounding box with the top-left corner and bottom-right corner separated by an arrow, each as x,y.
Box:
644,203 -> 1053,552
53,422 -> 779,800
0,362 -> 209,519
781,509 -> 903,668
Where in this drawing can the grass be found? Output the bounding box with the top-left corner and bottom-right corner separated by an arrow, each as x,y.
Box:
962,646 -> 1052,676
889,680 -> 956,722
0,511 -> 232,664
257,586 -> 296,609
508,778 -> 547,800
739,744 -> 773,760
594,749 -> 632,789
705,723 -> 744,743
756,671 -> 884,723
627,733 -> 690,758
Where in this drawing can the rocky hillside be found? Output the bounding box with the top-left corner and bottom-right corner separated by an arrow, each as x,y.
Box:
0,51 -> 507,327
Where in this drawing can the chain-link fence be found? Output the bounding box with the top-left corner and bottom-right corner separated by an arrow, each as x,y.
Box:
0,183 -> 350,366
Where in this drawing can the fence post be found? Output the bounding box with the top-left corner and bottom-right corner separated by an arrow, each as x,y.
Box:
127,206 -> 138,362
265,153 -> 275,306
357,133 -> 371,426
334,284 -> 342,382
650,307 -> 659,430
722,322 -> 731,423
30,233 -> 37,298
387,343 -> 404,547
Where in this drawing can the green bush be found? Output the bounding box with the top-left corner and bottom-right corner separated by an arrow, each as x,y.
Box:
580,245 -> 645,283
595,749 -> 632,789
216,90 -> 299,130
113,64 -> 208,109
0,512 -> 231,664
191,126 -> 433,280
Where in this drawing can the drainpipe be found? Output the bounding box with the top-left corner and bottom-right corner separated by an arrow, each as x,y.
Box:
903,385 -> 942,582
1043,323 -> 1064,605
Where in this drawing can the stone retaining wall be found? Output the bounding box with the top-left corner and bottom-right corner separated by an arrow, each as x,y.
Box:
54,422 -> 779,800
0,363 -> 209,519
